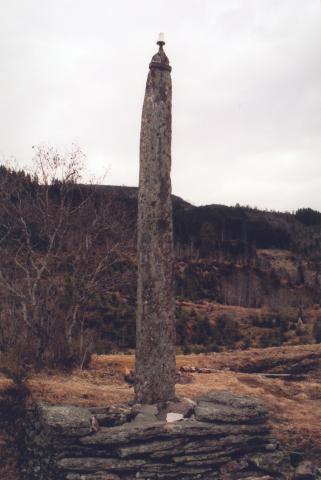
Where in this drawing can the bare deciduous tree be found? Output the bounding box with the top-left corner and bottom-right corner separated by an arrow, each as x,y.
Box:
0,146 -> 128,375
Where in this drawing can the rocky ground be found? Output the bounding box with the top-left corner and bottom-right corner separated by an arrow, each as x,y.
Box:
23,391 -> 293,479
1,344 -> 321,478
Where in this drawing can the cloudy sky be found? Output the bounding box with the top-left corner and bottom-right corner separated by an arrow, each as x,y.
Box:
1,1 -> 321,211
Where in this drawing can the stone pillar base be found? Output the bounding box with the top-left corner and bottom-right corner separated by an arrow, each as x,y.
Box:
22,391 -> 294,480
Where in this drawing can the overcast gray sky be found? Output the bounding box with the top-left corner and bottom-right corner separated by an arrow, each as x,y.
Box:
1,1 -> 321,211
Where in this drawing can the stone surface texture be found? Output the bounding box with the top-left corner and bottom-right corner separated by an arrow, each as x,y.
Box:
135,40 -> 176,404
294,460 -> 317,479
22,390 -> 296,480
195,390 -> 268,424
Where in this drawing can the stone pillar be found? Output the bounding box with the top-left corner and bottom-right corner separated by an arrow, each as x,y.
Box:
135,36 -> 176,404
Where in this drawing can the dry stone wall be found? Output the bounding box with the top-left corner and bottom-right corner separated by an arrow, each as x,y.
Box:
21,390 -> 296,480
0,387 -> 22,480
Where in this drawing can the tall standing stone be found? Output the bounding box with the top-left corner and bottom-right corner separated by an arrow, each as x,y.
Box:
135,35 -> 176,404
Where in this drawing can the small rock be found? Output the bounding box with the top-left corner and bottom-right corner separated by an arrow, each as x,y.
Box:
89,404 -> 132,427
129,404 -> 159,425
131,412 -> 158,425
176,371 -> 194,384
90,416 -> 99,432
157,396 -> 196,420
168,397 -> 196,416
137,404 -> 158,415
265,442 -> 278,452
129,404 -> 160,425
220,458 -> 249,473
248,450 -> 289,475
166,412 -> 184,423
124,368 -> 135,385
295,460 -> 316,479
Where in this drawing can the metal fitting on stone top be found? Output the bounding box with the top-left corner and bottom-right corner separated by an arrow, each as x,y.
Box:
157,32 -> 165,47
149,32 -> 172,72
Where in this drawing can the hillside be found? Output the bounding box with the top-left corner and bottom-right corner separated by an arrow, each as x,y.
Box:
1,168 -> 321,361
79,185 -> 321,352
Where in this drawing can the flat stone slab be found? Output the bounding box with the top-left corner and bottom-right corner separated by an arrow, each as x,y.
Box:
80,419 -> 269,446
38,403 -> 98,436
58,457 -> 146,472
66,475 -> 121,480
195,390 -> 268,424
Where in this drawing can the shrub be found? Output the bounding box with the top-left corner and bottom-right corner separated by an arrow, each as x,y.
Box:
214,314 -> 241,348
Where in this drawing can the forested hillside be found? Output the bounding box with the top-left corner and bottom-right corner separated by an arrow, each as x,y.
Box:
1,157 -> 321,376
